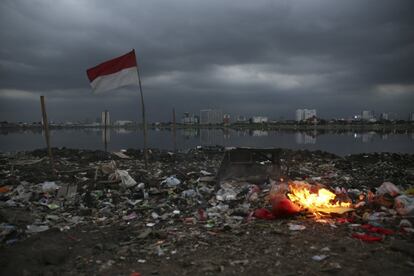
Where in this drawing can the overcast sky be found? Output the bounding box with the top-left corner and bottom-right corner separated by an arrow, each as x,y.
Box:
1,0 -> 413,122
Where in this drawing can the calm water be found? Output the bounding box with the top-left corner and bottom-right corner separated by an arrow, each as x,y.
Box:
0,128 -> 413,156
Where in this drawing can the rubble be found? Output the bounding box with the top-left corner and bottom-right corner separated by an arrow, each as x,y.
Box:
0,147 -> 413,275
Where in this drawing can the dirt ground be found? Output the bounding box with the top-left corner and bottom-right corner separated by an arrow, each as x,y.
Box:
1,213 -> 413,276
0,148 -> 413,275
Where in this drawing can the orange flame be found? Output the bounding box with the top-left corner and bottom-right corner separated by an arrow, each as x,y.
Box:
287,181 -> 352,214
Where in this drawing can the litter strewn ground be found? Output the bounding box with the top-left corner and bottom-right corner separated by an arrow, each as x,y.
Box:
0,147 -> 413,275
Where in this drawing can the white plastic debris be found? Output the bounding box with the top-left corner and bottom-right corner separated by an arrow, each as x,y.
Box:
399,219 -> 412,228
216,187 -> 237,201
216,181 -> 250,201
312,254 -> 328,261
200,170 -> 212,176
161,176 -> 181,187
41,181 -> 59,193
288,223 -> 306,231
26,225 -> 49,234
376,182 -> 401,196
394,195 -> 414,217
181,189 -> 197,198
115,170 -> 137,188
101,161 -> 117,174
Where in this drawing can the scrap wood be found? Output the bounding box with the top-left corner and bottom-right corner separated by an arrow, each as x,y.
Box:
59,168 -> 94,174
9,157 -> 47,166
112,151 -> 131,159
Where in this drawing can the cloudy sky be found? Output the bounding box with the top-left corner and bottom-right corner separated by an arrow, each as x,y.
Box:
1,0 -> 413,122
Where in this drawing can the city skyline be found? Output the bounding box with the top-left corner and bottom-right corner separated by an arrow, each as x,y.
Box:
2,107 -> 413,125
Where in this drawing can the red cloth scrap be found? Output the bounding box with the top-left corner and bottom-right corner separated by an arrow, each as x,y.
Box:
352,233 -> 383,242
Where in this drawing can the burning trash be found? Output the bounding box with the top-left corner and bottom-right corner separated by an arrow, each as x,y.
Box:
287,181 -> 354,215
255,180 -> 354,220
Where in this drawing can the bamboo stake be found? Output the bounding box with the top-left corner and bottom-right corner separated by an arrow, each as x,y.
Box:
40,96 -> 56,176
172,108 -> 177,152
104,110 -> 108,152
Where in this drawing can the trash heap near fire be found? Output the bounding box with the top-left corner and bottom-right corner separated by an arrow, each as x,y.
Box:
253,180 -> 354,220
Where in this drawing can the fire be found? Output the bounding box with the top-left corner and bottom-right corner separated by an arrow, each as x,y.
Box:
287,181 -> 352,214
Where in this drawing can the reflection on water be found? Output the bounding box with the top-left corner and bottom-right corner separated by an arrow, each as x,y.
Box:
251,130 -> 269,137
0,127 -> 413,155
295,131 -> 317,144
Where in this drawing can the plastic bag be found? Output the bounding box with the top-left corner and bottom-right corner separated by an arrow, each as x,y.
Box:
41,181 -> 59,193
394,195 -> 414,217
161,176 -> 181,187
115,170 -> 137,188
376,182 -> 400,197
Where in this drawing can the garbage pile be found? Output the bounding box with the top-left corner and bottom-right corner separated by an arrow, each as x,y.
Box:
250,180 -> 414,242
0,147 -> 413,271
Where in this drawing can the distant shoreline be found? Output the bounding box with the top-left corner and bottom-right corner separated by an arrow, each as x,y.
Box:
1,122 -> 413,132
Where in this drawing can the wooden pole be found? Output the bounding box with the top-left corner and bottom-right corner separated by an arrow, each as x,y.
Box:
104,110 -> 108,152
40,96 -> 56,176
136,62 -> 149,168
172,108 -> 177,152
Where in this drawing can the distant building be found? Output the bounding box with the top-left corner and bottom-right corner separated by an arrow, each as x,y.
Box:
362,110 -> 374,121
236,115 -> 247,123
410,112 -> 414,121
295,109 -> 317,121
200,109 -> 222,124
181,112 -> 199,125
251,116 -> 268,123
114,120 -> 134,126
380,113 -> 389,121
101,111 -> 110,126
223,114 -> 231,125
295,109 -> 303,121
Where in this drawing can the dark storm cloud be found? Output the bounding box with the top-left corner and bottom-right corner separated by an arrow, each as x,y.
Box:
1,0 -> 413,122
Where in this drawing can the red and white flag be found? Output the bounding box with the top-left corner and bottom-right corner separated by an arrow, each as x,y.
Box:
86,50 -> 139,93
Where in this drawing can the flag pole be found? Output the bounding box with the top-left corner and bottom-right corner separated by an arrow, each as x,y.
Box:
104,110 -> 108,152
135,53 -> 149,168
40,95 -> 56,176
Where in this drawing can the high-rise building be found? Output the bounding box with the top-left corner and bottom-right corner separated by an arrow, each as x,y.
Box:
295,109 -> 303,121
362,110 -> 374,121
101,111 -> 110,126
295,109 -> 317,121
200,109 -> 223,124
380,113 -> 389,120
